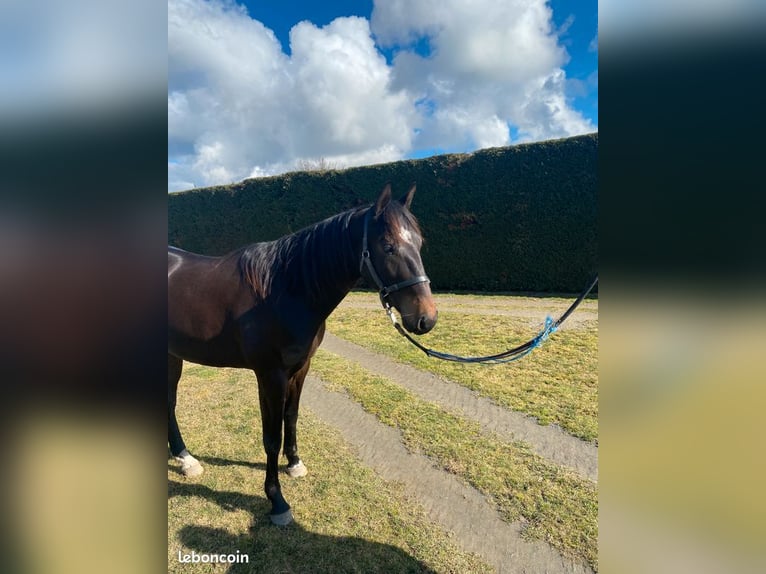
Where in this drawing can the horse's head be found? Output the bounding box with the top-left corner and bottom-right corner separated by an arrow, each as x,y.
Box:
360,183 -> 438,335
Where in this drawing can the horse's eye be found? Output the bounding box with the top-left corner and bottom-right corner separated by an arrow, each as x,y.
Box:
383,243 -> 395,255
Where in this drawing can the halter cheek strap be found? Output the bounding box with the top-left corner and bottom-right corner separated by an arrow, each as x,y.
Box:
360,208 -> 430,305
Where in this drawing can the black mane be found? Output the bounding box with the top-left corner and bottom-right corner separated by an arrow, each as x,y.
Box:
237,199 -> 424,305
237,207 -> 362,302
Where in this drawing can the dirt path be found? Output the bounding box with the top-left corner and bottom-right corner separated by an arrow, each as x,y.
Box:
302,375 -> 593,574
320,333 -> 598,482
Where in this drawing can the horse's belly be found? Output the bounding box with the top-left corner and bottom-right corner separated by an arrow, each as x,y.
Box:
168,328 -> 249,368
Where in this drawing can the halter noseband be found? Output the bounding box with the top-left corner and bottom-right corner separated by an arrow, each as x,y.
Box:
359,207 -> 430,306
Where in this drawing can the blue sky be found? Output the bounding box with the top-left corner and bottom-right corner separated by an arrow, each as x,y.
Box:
243,0 -> 597,125
242,1 -> 375,54
169,0 -> 598,191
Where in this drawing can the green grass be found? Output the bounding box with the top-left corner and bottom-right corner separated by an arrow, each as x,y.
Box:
311,350 -> 598,571
327,292 -> 598,441
168,364 -> 493,574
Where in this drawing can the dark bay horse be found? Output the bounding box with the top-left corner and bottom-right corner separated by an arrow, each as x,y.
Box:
168,184 -> 437,525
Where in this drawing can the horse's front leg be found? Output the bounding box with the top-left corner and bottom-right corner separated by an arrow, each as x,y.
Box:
283,362 -> 309,478
255,368 -> 292,525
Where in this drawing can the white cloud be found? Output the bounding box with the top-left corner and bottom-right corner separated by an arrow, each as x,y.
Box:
288,17 -> 415,156
557,14 -> 577,37
169,0 -> 414,189
566,70 -> 598,101
168,0 -> 596,191
515,70 -> 594,141
372,0 -> 594,151
168,0 -> 291,186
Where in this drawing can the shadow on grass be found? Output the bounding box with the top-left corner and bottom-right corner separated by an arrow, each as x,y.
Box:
169,480 -> 437,574
197,455 -> 266,470
167,455 -> 266,477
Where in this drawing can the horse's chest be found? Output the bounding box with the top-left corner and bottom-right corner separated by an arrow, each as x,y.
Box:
280,342 -> 313,370
277,321 -> 321,369
238,311 -> 320,371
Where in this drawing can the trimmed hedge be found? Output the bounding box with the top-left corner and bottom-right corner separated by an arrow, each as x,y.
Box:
168,133 -> 597,293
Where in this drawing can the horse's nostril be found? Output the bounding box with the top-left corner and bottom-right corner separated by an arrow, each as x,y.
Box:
418,316 -> 427,332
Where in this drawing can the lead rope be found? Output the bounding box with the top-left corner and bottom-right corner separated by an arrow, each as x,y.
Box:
384,275 -> 598,364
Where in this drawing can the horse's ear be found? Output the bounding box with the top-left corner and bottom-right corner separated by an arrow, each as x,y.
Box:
375,183 -> 392,217
398,183 -> 416,210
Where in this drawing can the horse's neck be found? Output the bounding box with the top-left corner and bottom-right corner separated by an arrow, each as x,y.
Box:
296,209 -> 364,317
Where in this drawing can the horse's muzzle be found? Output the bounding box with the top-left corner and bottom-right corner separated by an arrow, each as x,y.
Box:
411,310 -> 437,335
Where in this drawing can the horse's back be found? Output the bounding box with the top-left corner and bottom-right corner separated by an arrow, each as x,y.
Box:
168,245 -> 221,267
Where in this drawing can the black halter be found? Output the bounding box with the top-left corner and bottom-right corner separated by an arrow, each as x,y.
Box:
359,207 -> 430,306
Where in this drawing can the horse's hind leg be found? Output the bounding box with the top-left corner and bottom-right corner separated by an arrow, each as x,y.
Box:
168,354 -> 203,478
283,362 -> 309,478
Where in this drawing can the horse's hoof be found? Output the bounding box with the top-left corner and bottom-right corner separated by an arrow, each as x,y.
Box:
175,451 -> 204,478
182,460 -> 204,478
286,460 -> 307,478
270,509 -> 293,526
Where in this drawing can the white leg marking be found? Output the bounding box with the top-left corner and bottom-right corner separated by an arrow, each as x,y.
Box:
270,509 -> 294,526
286,460 -> 307,478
